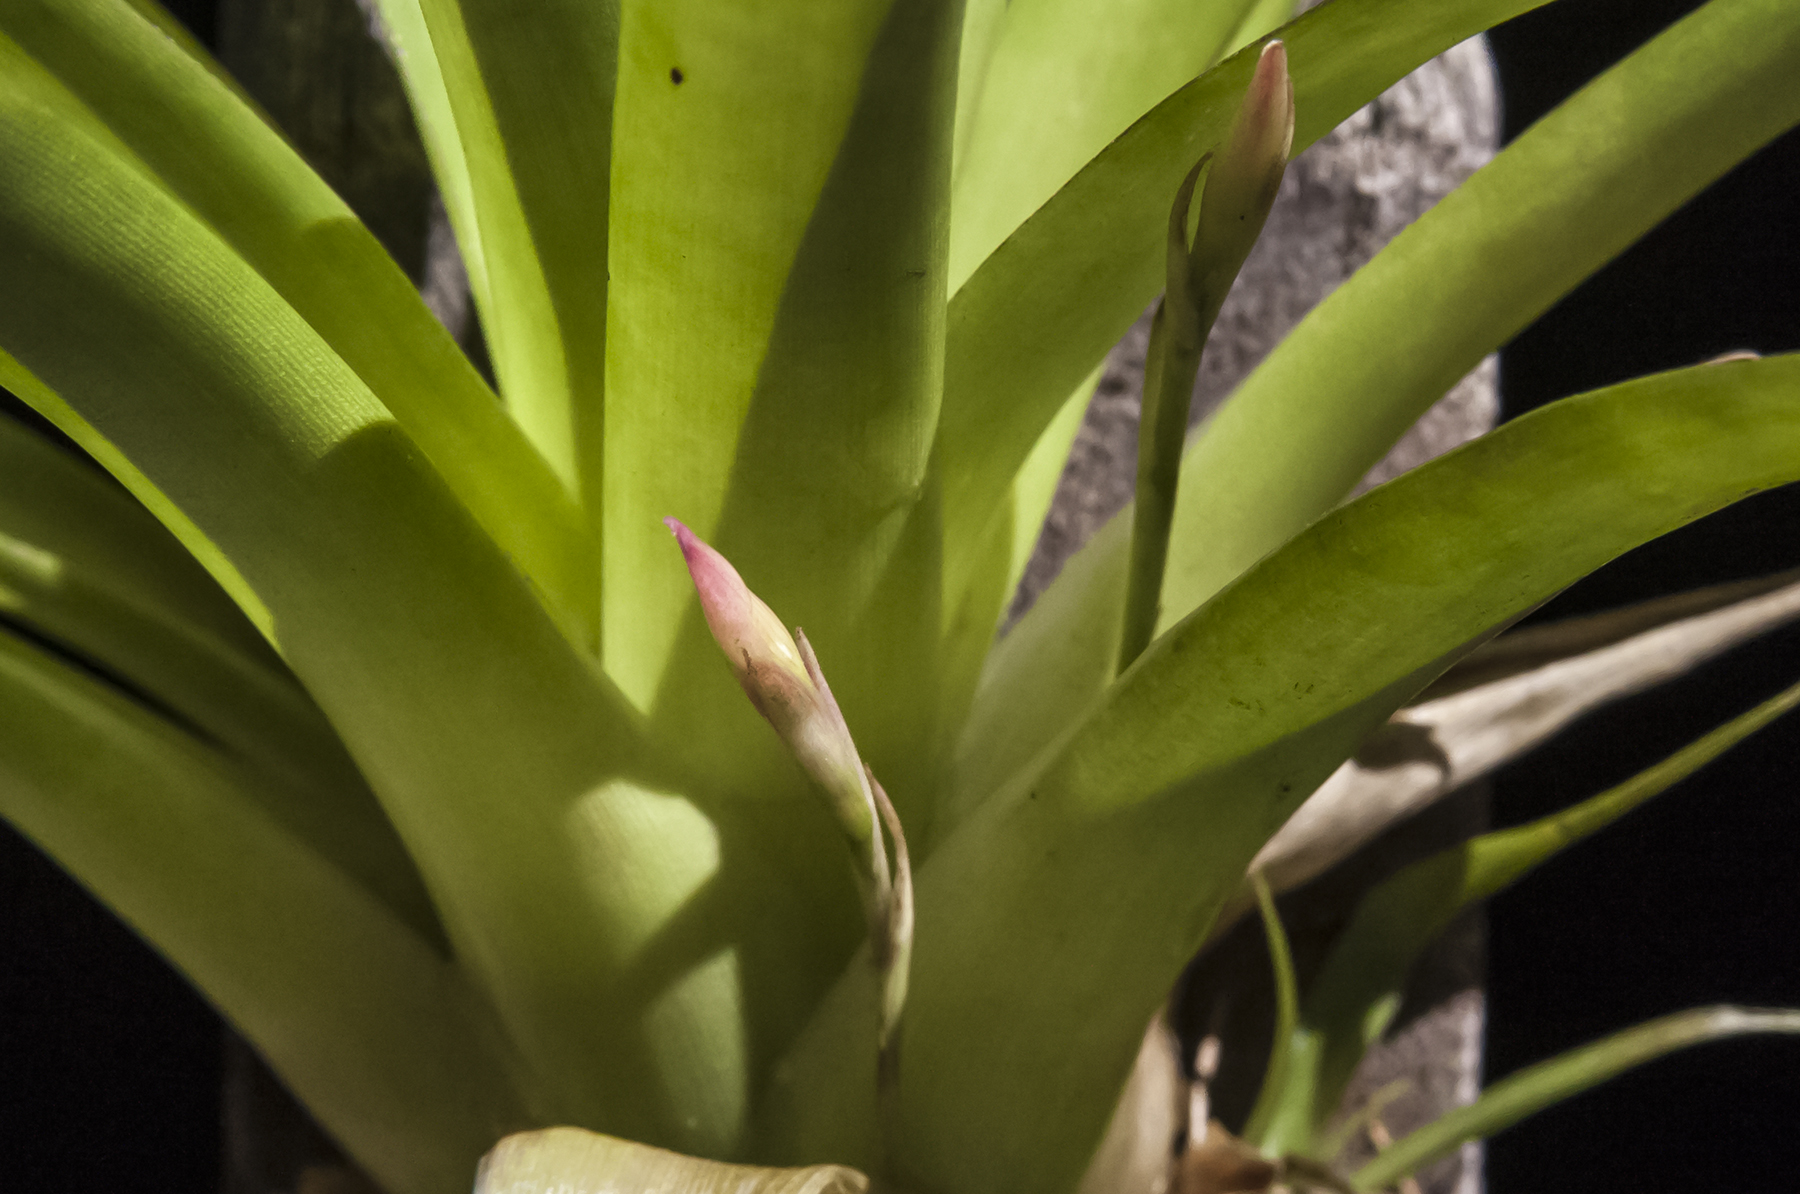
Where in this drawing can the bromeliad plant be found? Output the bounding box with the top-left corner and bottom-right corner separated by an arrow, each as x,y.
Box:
2,0 -> 1800,1192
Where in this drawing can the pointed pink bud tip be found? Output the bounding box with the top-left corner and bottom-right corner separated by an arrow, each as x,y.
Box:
664,518 -> 874,843
1245,41 -> 1295,170
664,517 -> 807,691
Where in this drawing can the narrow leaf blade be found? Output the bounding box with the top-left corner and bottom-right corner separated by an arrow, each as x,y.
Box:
1352,1008 -> 1800,1190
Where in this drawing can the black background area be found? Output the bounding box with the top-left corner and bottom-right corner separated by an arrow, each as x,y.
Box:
1485,2 -> 1800,1192
4,0 -> 1800,1191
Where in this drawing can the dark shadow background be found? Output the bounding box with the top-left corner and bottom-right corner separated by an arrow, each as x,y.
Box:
1486,2 -> 1800,1192
3,0 -> 1798,1190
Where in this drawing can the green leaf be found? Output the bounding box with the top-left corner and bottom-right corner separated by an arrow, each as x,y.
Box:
934,0 -> 1554,606
0,626 -> 533,1194
478,1127 -> 867,1194
941,511 -> 1128,837
1219,0 -> 1300,60
955,0 -> 1800,823
769,355 -> 1800,1194
1160,0 -> 1800,627
0,48 -> 750,1148
930,365 -> 1099,841
1,0 -> 597,645
1008,370 -> 1098,599
0,415 -> 441,941
369,0 -> 617,500
949,0 -> 1261,288
950,0 -> 1006,178
1352,1007 -> 1800,1191
1272,674 -> 1800,1158
650,0 -> 964,834
599,0 -> 892,708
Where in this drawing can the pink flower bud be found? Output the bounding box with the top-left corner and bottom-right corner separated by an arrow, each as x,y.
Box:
665,518 -> 873,843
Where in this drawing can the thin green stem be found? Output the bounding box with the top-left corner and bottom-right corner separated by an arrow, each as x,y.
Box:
1243,868 -> 1300,1145
1119,158 -> 1209,672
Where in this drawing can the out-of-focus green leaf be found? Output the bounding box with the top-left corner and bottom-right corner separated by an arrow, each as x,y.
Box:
1242,870 -> 1300,1146
478,1127 -> 866,1194
0,626 -> 532,1194
1,0 -> 597,645
0,50 -> 752,1150
1160,0 -> 1800,627
1353,1007 -> 1800,1190
1264,675 -> 1800,1158
950,0 -> 1260,287
0,315 -> 270,646
600,0 -> 891,708
369,0 -> 616,500
770,355 -> 1800,1194
652,0 -> 963,831
0,416 -> 441,940
934,0 -> 1553,603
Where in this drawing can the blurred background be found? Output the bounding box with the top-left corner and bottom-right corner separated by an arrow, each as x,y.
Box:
3,0 -> 1797,1189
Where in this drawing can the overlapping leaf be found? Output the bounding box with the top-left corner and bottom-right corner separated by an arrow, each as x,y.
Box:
953,0 -> 1800,828
0,40 -> 742,1150
770,356 -> 1800,1194
1,0 -> 595,643
0,627 -> 532,1194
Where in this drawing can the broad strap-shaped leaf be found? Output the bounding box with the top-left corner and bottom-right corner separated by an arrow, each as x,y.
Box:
1220,0 -> 1300,60
0,0 -> 596,644
766,356 -> 1800,1194
929,366 -> 1100,816
949,0 -> 1261,288
0,415 -> 440,940
1352,1007 -> 1800,1191
0,48 -> 747,1148
478,1127 -> 867,1194
650,0 -> 964,835
933,0 -> 1554,607
941,509 -> 1129,838
0,627 -> 533,1194
1239,567 -> 1800,919
1160,0 -> 1800,626
1257,675 -> 1800,1157
950,0 -> 1006,177
1007,370 -> 1098,600
369,0 -> 616,500
951,0 -> 1800,827
600,0 -> 892,708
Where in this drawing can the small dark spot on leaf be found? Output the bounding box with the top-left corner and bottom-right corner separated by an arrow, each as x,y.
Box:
670,67 -> 685,85
1028,790 -> 1038,801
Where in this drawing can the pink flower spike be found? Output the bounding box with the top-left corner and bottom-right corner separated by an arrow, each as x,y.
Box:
664,518 -> 873,843
664,517 -> 809,696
